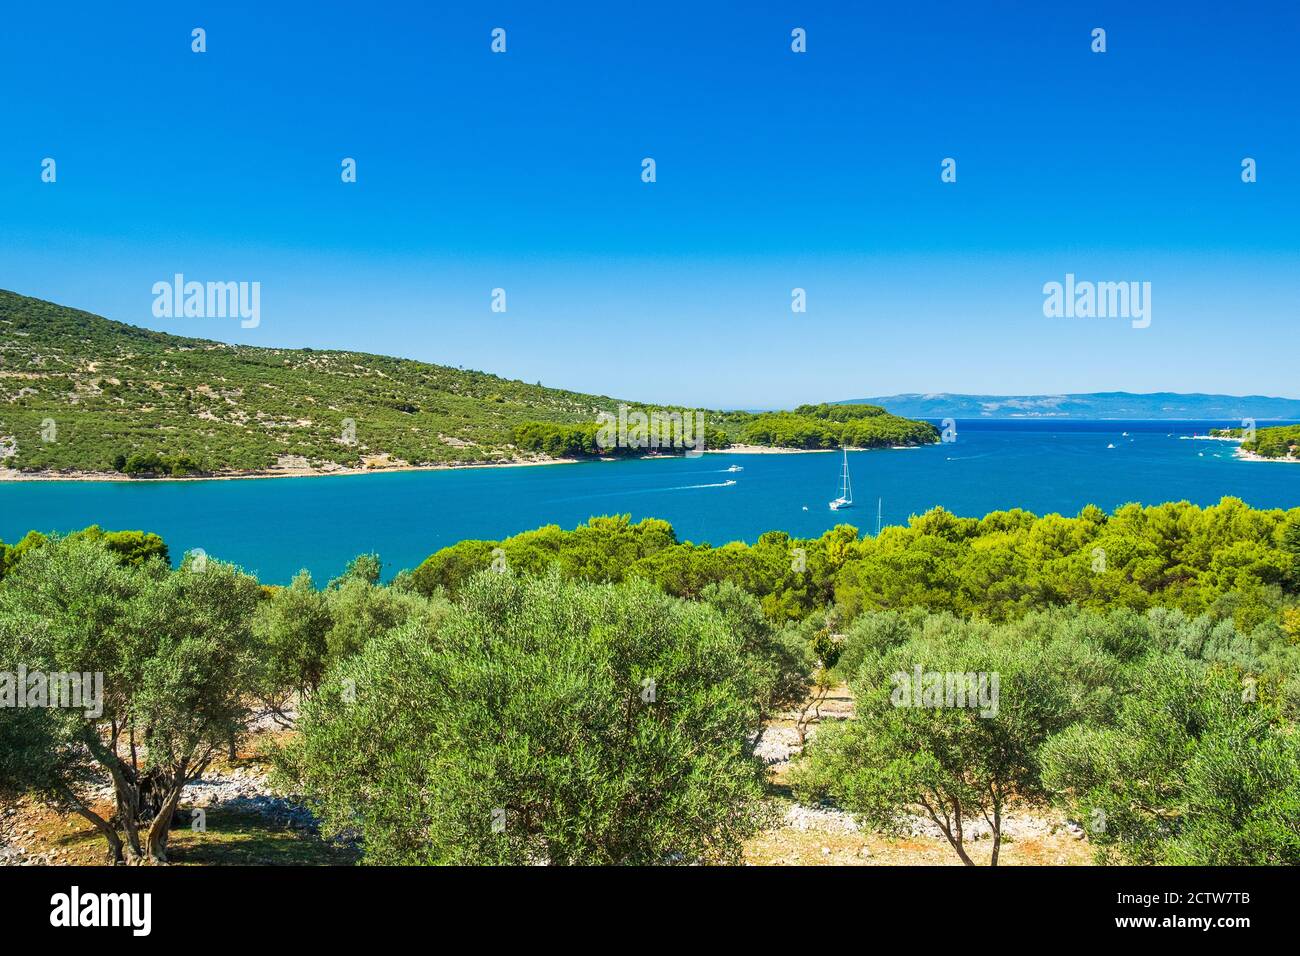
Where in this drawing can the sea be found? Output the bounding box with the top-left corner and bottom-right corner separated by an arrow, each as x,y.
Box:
2,420 -> 1296,584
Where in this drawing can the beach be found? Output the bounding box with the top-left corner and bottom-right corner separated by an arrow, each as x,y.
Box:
0,443 -> 840,482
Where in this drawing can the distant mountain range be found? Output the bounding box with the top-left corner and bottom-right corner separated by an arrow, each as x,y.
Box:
840,392 -> 1300,421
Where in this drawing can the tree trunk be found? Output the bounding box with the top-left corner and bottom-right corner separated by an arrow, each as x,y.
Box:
105,772 -> 144,862
988,797 -> 1003,867
951,796 -> 975,866
920,795 -> 976,866
62,792 -> 125,865
143,786 -> 184,864
118,791 -> 144,861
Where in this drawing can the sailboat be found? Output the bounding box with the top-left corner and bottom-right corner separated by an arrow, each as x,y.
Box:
829,448 -> 854,511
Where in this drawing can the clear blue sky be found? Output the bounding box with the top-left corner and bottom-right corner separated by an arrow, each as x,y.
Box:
2,1 -> 1296,407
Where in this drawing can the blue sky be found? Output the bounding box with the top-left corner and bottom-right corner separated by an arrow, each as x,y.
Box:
1,1 -> 1296,407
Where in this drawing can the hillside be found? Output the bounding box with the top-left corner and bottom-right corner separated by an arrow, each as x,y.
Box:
843,391 -> 1300,421
0,291 -> 936,476
0,290 -> 643,474
1243,425 -> 1300,460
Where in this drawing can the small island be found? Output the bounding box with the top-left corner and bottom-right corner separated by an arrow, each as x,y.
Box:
1209,425 -> 1300,462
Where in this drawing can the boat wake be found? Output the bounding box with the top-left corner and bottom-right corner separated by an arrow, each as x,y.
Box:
543,478 -> 738,504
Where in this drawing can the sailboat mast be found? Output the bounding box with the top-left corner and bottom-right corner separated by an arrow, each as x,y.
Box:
830,446 -> 855,510
877,497 -> 882,536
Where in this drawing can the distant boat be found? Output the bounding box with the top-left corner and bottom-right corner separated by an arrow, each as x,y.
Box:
1107,443 -> 1116,449
723,479 -> 737,486
829,448 -> 854,511
725,464 -> 744,472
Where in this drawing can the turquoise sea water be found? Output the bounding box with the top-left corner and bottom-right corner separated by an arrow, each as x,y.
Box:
2,420 -> 1296,584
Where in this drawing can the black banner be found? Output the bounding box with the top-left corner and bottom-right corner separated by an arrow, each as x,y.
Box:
0,865 -> 1276,941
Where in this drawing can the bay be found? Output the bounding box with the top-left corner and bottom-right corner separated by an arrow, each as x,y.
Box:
1,420 -> 1296,584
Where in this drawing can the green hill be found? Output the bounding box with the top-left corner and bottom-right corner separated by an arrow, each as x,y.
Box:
0,290 -> 936,476
1244,425 -> 1300,460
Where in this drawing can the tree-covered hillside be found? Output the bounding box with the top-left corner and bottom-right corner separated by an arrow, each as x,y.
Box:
0,290 -> 935,475
1244,426 -> 1300,460
0,290 -> 634,473
738,403 -> 939,449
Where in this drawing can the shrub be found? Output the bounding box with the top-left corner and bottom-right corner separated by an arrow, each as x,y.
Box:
1041,655 -> 1300,865
792,614 -> 1120,865
280,571 -> 771,864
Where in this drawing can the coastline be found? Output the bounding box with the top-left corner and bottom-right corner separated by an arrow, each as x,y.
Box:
0,456 -> 582,483
0,442 -> 906,483
1181,433 -> 1299,463
703,444 -> 834,455
1234,447 -> 1300,464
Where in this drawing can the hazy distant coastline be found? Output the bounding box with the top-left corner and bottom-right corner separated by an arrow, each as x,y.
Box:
842,392 -> 1300,421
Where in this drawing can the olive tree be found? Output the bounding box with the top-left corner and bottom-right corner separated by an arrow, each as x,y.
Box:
0,537 -> 262,863
792,614 -> 1117,865
1041,655 -> 1300,864
250,570 -> 331,727
279,571 -> 771,864
322,561 -> 445,665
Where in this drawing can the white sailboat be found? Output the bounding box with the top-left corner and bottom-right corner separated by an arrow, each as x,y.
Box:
829,448 -> 854,511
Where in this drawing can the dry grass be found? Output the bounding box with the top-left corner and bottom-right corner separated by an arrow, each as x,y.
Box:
4,796 -> 356,867
744,813 -> 1094,866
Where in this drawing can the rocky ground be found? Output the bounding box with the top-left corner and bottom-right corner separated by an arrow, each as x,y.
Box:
741,684 -> 1093,866
2,683 -> 1094,866
0,741 -> 350,866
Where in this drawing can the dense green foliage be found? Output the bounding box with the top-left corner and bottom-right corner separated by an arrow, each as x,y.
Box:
0,525 -> 168,582
0,538 -> 262,862
739,403 -> 939,449
0,289 -> 934,473
1243,425 -> 1300,459
511,421 -> 624,458
795,605 -> 1300,864
1,529 -> 804,865
3,493 -> 1298,866
1042,655 -> 1300,865
792,608 -> 1122,864
278,572 -> 782,864
414,498 -> 1300,631
511,419 -> 731,458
